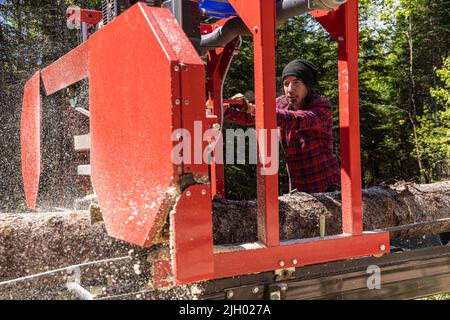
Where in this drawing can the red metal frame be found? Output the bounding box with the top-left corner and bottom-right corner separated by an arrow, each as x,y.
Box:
169,0 -> 388,286
214,232 -> 389,279
226,0 -> 280,248
311,2 -> 364,235
171,185 -> 214,284
168,0 -> 389,287
20,1 -> 389,288
67,8 -> 102,27
203,21 -> 240,198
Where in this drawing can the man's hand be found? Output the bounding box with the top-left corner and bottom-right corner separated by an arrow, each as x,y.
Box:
230,93 -> 255,114
247,102 -> 255,114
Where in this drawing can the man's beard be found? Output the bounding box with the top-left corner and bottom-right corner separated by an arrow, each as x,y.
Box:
287,95 -> 300,105
286,95 -> 304,110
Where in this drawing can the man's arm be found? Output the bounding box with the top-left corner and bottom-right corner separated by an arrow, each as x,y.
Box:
224,104 -> 331,130
276,106 -> 331,131
224,94 -> 332,131
223,106 -> 255,126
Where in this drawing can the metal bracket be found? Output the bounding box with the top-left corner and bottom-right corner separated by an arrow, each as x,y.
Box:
224,284 -> 265,300
274,267 -> 296,281
268,283 -> 288,300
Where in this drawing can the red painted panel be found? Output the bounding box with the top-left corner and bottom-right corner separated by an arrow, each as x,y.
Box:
149,7 -> 203,66
150,6 -> 208,176
228,0 -> 274,34
253,1 -> 279,247
20,71 -> 41,209
214,232 -> 390,279
171,185 -> 214,284
152,259 -> 174,289
41,41 -> 89,95
88,4 -> 182,246
311,8 -> 344,41
179,62 -> 208,176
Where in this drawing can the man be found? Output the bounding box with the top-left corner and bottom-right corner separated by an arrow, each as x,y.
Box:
224,59 -> 341,193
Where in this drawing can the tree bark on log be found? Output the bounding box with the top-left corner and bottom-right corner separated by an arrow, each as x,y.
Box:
1,181 -> 450,298
212,181 -> 450,244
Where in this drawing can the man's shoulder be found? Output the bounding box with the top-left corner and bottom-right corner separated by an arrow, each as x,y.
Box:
310,92 -> 332,108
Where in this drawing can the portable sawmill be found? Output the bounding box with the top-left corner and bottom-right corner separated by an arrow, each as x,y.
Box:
19,0 -> 450,299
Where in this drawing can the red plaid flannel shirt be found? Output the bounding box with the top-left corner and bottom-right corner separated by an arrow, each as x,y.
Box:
224,91 -> 341,193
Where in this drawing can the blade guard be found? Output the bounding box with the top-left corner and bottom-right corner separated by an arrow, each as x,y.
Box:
21,40 -> 89,209
89,3 -> 207,246
20,72 -> 41,209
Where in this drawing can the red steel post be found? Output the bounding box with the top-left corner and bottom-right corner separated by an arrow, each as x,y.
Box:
203,24 -> 240,199
338,1 -> 363,235
228,0 -> 279,247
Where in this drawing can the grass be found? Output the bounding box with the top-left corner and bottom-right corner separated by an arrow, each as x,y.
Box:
417,292 -> 450,300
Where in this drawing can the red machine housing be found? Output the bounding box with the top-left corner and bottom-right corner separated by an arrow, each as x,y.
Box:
20,1 -> 389,287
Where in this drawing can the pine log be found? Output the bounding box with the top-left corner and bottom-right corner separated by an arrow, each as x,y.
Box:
212,181 -> 450,244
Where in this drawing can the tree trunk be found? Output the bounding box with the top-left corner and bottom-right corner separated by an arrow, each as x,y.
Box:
212,180 -> 450,243
405,14 -> 424,181
1,181 -> 450,298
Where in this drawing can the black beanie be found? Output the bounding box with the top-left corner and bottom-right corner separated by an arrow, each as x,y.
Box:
281,59 -> 318,88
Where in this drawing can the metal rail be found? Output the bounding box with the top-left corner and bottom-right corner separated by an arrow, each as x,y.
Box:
376,217 -> 450,233
0,255 -> 131,287
94,243 -> 450,300
199,244 -> 450,300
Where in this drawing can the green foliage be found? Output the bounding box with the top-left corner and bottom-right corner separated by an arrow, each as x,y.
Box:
416,57 -> 450,181
223,15 -> 339,199
223,0 -> 449,195
358,0 -> 415,185
418,292 -> 450,300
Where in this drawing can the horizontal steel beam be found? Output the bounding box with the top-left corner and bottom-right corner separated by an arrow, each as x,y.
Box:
200,244 -> 450,300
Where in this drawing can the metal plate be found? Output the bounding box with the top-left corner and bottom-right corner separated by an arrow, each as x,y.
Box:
40,41 -> 89,95
170,185 -> 214,285
20,71 -> 41,208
